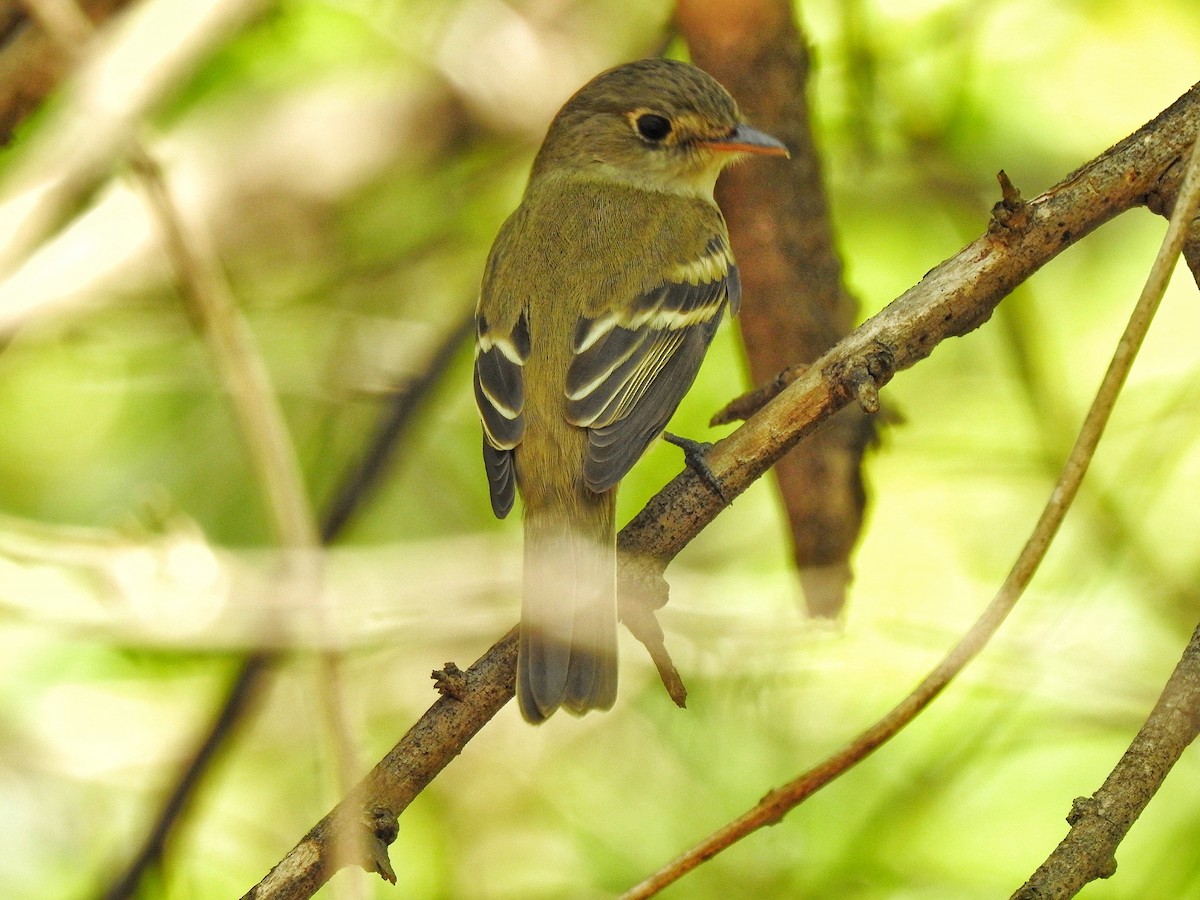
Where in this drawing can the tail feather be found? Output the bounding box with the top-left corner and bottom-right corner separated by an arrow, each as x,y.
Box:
518,495 -> 618,723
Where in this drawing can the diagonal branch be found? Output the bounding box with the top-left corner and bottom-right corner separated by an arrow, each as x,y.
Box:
320,311 -> 475,543
623,103 -> 1200,900
240,80 -> 1200,900
1008,130 -> 1200,900
1013,614 -> 1200,899
0,0 -> 137,144
0,0 -> 267,306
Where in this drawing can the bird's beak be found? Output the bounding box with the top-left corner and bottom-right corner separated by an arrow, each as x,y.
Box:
699,123 -> 789,157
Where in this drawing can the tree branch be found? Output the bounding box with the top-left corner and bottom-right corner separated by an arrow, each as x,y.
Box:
1007,130 -> 1200,900
102,655 -> 271,900
239,79 -> 1200,900
622,96 -> 1200,900
319,311 -> 474,543
0,0 -> 267,298
240,633 -> 518,900
0,0 -> 136,144
1012,613 -> 1200,898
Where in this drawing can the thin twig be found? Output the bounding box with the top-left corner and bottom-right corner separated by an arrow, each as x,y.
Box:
127,148 -> 320,549
124,144 -> 364,895
1008,131 -> 1200,900
710,362 -> 808,424
620,121 -> 1200,900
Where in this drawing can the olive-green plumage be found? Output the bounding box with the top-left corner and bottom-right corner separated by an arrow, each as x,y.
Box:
473,58 -> 787,723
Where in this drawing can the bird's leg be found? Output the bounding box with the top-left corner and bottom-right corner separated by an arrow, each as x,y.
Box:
662,432 -> 728,502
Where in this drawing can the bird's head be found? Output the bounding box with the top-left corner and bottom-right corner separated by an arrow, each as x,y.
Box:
531,58 -> 789,198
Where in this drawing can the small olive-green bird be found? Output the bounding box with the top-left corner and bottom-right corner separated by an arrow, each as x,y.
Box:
474,58 -> 788,723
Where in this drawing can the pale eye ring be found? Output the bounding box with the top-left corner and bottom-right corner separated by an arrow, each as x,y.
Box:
634,113 -> 672,142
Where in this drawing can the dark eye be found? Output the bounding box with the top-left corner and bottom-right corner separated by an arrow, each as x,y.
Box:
635,113 -> 672,142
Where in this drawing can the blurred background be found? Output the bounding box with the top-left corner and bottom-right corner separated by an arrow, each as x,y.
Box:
2,0 -> 1200,897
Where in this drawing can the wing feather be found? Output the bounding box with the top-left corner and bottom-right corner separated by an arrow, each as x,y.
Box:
564,234 -> 738,493
475,308 -> 530,518
582,318 -> 721,491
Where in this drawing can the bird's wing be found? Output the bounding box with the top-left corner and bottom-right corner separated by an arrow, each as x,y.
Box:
565,235 -> 740,493
474,306 -> 530,518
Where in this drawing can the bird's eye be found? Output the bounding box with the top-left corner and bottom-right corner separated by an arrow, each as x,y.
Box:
634,113 -> 672,142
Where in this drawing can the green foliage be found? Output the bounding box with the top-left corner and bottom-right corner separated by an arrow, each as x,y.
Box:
2,1 -> 1200,897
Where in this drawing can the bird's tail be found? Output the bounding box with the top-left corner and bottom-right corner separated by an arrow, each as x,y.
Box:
518,491 -> 618,723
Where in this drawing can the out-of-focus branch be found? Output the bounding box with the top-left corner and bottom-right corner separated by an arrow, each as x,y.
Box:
102,655 -> 271,900
0,0 -> 268,305
129,147 -> 321,551
240,79 -> 1200,900
320,310 -> 474,543
0,0 -> 135,143
22,1 -> 342,890
9,8 -> 327,896
108,101 -> 338,900
678,0 -> 871,618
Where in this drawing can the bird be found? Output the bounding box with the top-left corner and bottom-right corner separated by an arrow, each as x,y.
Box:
473,58 -> 788,723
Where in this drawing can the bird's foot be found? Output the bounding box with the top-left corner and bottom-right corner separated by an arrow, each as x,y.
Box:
663,432 -> 728,502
